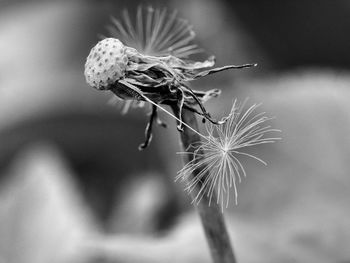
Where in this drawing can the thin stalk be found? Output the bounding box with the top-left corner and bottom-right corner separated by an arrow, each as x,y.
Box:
174,107 -> 237,263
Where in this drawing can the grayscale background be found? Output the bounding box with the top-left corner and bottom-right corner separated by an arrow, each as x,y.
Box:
0,0 -> 349,262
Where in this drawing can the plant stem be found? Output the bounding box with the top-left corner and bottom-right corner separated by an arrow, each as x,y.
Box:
175,108 -> 237,263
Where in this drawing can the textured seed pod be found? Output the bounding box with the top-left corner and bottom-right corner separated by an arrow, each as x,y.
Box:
84,38 -> 128,90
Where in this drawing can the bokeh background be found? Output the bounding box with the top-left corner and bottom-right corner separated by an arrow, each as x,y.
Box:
0,0 -> 350,262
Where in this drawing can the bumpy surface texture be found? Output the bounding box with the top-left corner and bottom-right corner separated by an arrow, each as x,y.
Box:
84,38 -> 128,89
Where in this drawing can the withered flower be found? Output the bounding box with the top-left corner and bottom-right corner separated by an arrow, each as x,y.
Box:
84,7 -> 255,149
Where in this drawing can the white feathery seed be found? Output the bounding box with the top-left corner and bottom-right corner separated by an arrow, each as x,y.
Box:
176,100 -> 281,209
108,6 -> 202,58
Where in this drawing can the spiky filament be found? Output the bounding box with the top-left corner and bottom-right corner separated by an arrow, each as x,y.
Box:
177,99 -> 281,209
108,6 -> 202,58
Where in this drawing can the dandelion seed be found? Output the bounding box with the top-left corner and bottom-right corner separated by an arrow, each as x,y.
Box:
176,99 -> 281,209
108,6 -> 202,58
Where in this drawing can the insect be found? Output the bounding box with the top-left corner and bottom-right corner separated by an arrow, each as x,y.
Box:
84,38 -> 256,149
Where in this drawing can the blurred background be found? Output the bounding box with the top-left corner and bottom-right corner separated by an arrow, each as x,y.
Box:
0,0 -> 350,262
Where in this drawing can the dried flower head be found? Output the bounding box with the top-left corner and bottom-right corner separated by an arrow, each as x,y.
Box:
84,6 -> 256,149
176,100 -> 280,209
101,5 -> 204,115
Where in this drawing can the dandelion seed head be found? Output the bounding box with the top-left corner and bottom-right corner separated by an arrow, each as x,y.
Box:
177,99 -> 280,209
86,6 -> 256,119
84,7 -> 258,153
84,38 -> 128,90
